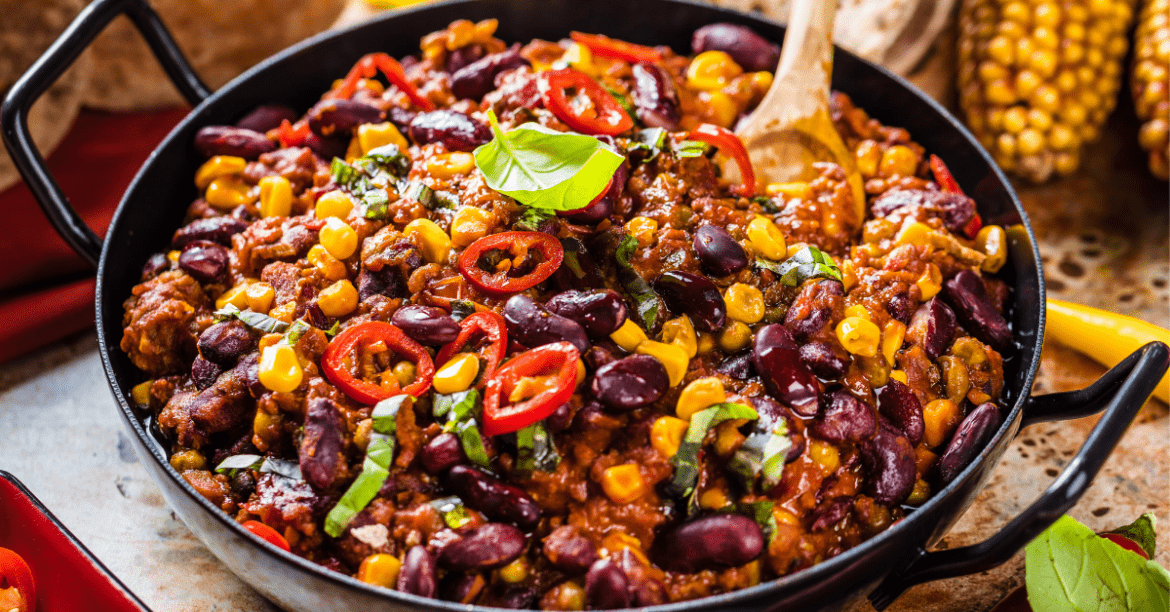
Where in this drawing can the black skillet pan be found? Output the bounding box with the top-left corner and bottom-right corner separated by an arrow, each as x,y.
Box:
4,0 -> 1167,610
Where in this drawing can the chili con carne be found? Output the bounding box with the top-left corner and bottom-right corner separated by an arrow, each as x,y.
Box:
457,231 -> 565,296
322,322 -> 435,404
435,311 -> 508,383
689,123 -> 756,197
539,68 -> 635,136
482,341 -> 580,436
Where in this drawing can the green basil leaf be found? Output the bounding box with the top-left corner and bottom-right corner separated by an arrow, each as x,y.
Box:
450,300 -> 477,323
473,109 -> 624,212
675,139 -> 708,158
430,496 -> 473,529
214,304 -> 290,335
401,180 -> 457,210
1104,513 -> 1158,560
605,85 -> 637,120
434,389 -> 480,425
215,454 -> 264,474
515,422 -> 559,477
359,188 -> 390,220
515,207 -> 556,231
667,403 -> 759,501
260,457 -> 303,481
728,419 -> 792,491
756,245 -> 843,286
614,233 -> 661,333
281,319 -> 311,346
325,396 -> 408,537
751,195 -> 781,214
323,321 -> 341,338
330,158 -> 362,190
1025,514 -> 1170,612
628,128 -> 668,160
454,418 -> 491,468
364,144 -> 411,178
213,303 -> 241,323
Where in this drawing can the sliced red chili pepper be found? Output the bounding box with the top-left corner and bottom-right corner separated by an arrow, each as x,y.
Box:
242,520 -> 291,552
326,53 -> 435,111
569,32 -> 663,64
689,123 -> 757,197
0,548 -> 34,612
457,231 -> 565,296
539,68 -> 635,136
322,322 -> 435,404
275,119 -> 311,148
482,342 -> 580,436
929,154 -> 983,238
435,311 -> 508,383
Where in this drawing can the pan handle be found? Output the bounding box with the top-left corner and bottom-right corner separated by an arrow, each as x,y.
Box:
868,341 -> 1169,610
0,0 -> 210,268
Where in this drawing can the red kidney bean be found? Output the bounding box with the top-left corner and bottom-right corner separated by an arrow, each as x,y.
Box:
446,44 -> 486,74
438,523 -> 526,571
872,188 -> 977,235
860,419 -> 917,506
784,279 -> 844,341
544,402 -> 576,433
545,289 -> 628,338
306,99 -> 384,136
300,398 -> 346,490
451,46 -> 530,101
234,104 -> 299,133
439,572 -> 486,604
191,356 -> 221,390
717,350 -> 756,380
397,545 -> 437,599
444,465 -> 541,529
303,131 -> 349,160
496,586 -> 539,609
630,62 -> 680,130
586,559 -> 630,610
653,270 -> 727,332
141,252 -> 170,280
420,433 -> 466,475
178,240 -> 229,284
584,343 -> 621,372
747,396 -> 805,462
812,388 -> 876,443
653,514 -> 765,573
553,237 -> 606,291
942,271 -> 1012,350
391,305 -> 461,346
237,353 -> 266,398
172,216 -> 249,249
907,297 -> 957,359
691,23 -> 780,72
938,402 -> 1001,484
591,354 -> 669,410
408,110 -> 492,152
612,549 -> 668,606
693,225 -> 748,277
753,324 -> 821,417
503,295 -> 591,355
542,525 -> 598,573
357,266 -> 410,302
876,379 -> 925,447
194,125 -> 276,160
198,320 -> 256,366
886,292 -> 914,324
799,341 -> 850,379
810,497 -> 855,532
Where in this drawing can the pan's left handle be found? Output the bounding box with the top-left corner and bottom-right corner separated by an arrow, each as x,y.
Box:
0,0 -> 211,268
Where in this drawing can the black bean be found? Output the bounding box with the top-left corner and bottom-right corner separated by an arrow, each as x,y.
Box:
860,419 -> 917,506
799,341 -> 850,380
194,125 -> 276,160
190,356 -> 221,390
907,297 -> 957,359
503,295 -> 590,355
391,305 -> 461,346
397,545 -> 437,599
585,559 -> 630,610
234,104 -> 299,133
652,514 -> 765,573
591,355 -> 669,410
172,216 -> 249,249
691,23 -> 780,72
876,379 -> 925,447
306,99 -> 384,136
693,225 -> 748,277
420,433 -> 466,475
938,402 -> 1001,484
198,320 -> 255,366
445,465 -> 541,529
178,240 -> 229,284
299,398 -> 346,490
811,388 -> 876,443
753,324 -> 821,417
630,62 -> 680,130
451,47 -> 530,101
438,523 -> 526,571
942,271 -> 1012,350
408,110 -> 492,152
653,270 -> 727,332
545,289 -> 628,338
542,525 -> 598,573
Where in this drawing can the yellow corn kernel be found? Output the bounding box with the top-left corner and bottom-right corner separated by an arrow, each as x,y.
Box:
216,283 -> 251,310
245,282 -> 276,313
772,507 -> 800,526
317,280 -> 359,317
635,340 -> 688,387
320,218 -> 359,260
315,190 -> 354,219
610,319 -> 648,352
625,216 -> 658,248
697,332 -> 718,355
357,554 -> 402,588
563,42 -> 599,77
916,263 -> 942,300
450,206 -> 494,247
661,315 -> 698,359
907,479 -> 931,505
357,122 -> 409,155
130,380 -> 153,406
258,176 -> 293,218
497,558 -> 528,584
345,135 -> 362,163
923,399 -> 963,448
425,152 -> 477,179
167,250 -> 181,264
205,176 -> 255,210
393,361 -> 417,388
765,181 -> 812,200
844,304 -> 870,321
725,283 -> 765,324
600,464 -> 646,504
550,580 -> 586,611
686,50 -> 744,90
714,420 -> 745,457
699,487 -> 732,510
878,145 -> 918,178
600,532 -> 649,566
576,359 -> 587,386
169,449 -> 207,472
195,156 -> 247,190
259,344 -> 303,393
651,416 -> 690,458
882,319 -> 907,366
434,353 -> 480,394
268,302 -> 295,324
676,377 -> 727,421
719,320 -> 753,353
855,140 -> 882,178
404,218 -> 451,263
807,440 -> 840,473
889,369 -> 908,384
702,90 -> 739,128
896,221 -> 932,247
747,217 -> 787,260
308,245 -> 348,282
836,317 -> 880,357
258,334 -> 282,352
975,225 -> 1007,273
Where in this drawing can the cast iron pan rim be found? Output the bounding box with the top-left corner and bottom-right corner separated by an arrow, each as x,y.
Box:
93,1 -> 1046,609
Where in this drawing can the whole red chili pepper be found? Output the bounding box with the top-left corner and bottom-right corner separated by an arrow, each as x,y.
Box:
326,52 -> 435,111
435,311 -> 508,383
929,154 -> 983,238
482,342 -> 580,436
539,68 -> 635,136
457,231 -> 565,296
569,32 -> 663,64
322,322 -> 435,404
0,548 -> 34,612
242,520 -> 291,552
688,123 -> 757,197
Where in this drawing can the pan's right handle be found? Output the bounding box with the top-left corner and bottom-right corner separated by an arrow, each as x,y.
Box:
0,0 -> 211,268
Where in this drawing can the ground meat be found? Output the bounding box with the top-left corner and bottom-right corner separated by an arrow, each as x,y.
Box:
121,270 -> 210,376
158,363 -> 253,448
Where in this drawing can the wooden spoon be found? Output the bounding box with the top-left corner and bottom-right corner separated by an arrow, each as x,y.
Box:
730,0 -> 866,221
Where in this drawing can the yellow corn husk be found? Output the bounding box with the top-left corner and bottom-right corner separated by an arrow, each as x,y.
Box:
1131,0 -> 1169,180
957,0 -> 1136,182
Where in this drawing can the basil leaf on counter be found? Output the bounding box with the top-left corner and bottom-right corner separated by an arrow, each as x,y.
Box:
1025,514 -> 1170,612
667,403 -> 759,502
325,395 -> 409,538
515,422 -> 559,477
214,304 -> 290,335
1104,513 -> 1158,560
756,246 -> 843,286
615,233 -> 661,333
728,419 -> 791,491
473,109 -> 624,212
430,496 -> 473,529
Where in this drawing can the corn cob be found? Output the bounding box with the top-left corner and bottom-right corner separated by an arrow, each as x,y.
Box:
1132,0 -> 1169,180
957,0 -> 1136,182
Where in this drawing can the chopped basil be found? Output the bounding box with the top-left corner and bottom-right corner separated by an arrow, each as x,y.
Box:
434,390 -> 491,468
330,144 -> 409,221
615,233 -> 661,333
214,304 -> 290,335
756,246 -> 843,286
718,500 -> 778,543
667,403 -> 759,504
363,144 -> 411,177
473,109 -> 624,212
323,321 -> 341,338
728,419 -> 791,491
605,85 -> 637,120
515,207 -> 556,231
675,139 -> 709,158
628,128 -> 668,160
559,237 -> 605,288
329,157 -> 363,190
358,188 -> 390,219
430,496 -> 473,529
325,395 -> 409,538
215,454 -> 264,475
515,422 -> 559,477
453,419 -> 491,468
751,195 -> 781,214
214,455 -> 302,482
450,300 -> 477,323
282,319 -> 311,345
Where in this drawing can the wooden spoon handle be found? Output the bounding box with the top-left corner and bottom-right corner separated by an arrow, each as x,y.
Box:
772,0 -> 837,114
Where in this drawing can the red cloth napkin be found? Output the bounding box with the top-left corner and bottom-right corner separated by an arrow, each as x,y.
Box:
0,108 -> 188,365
